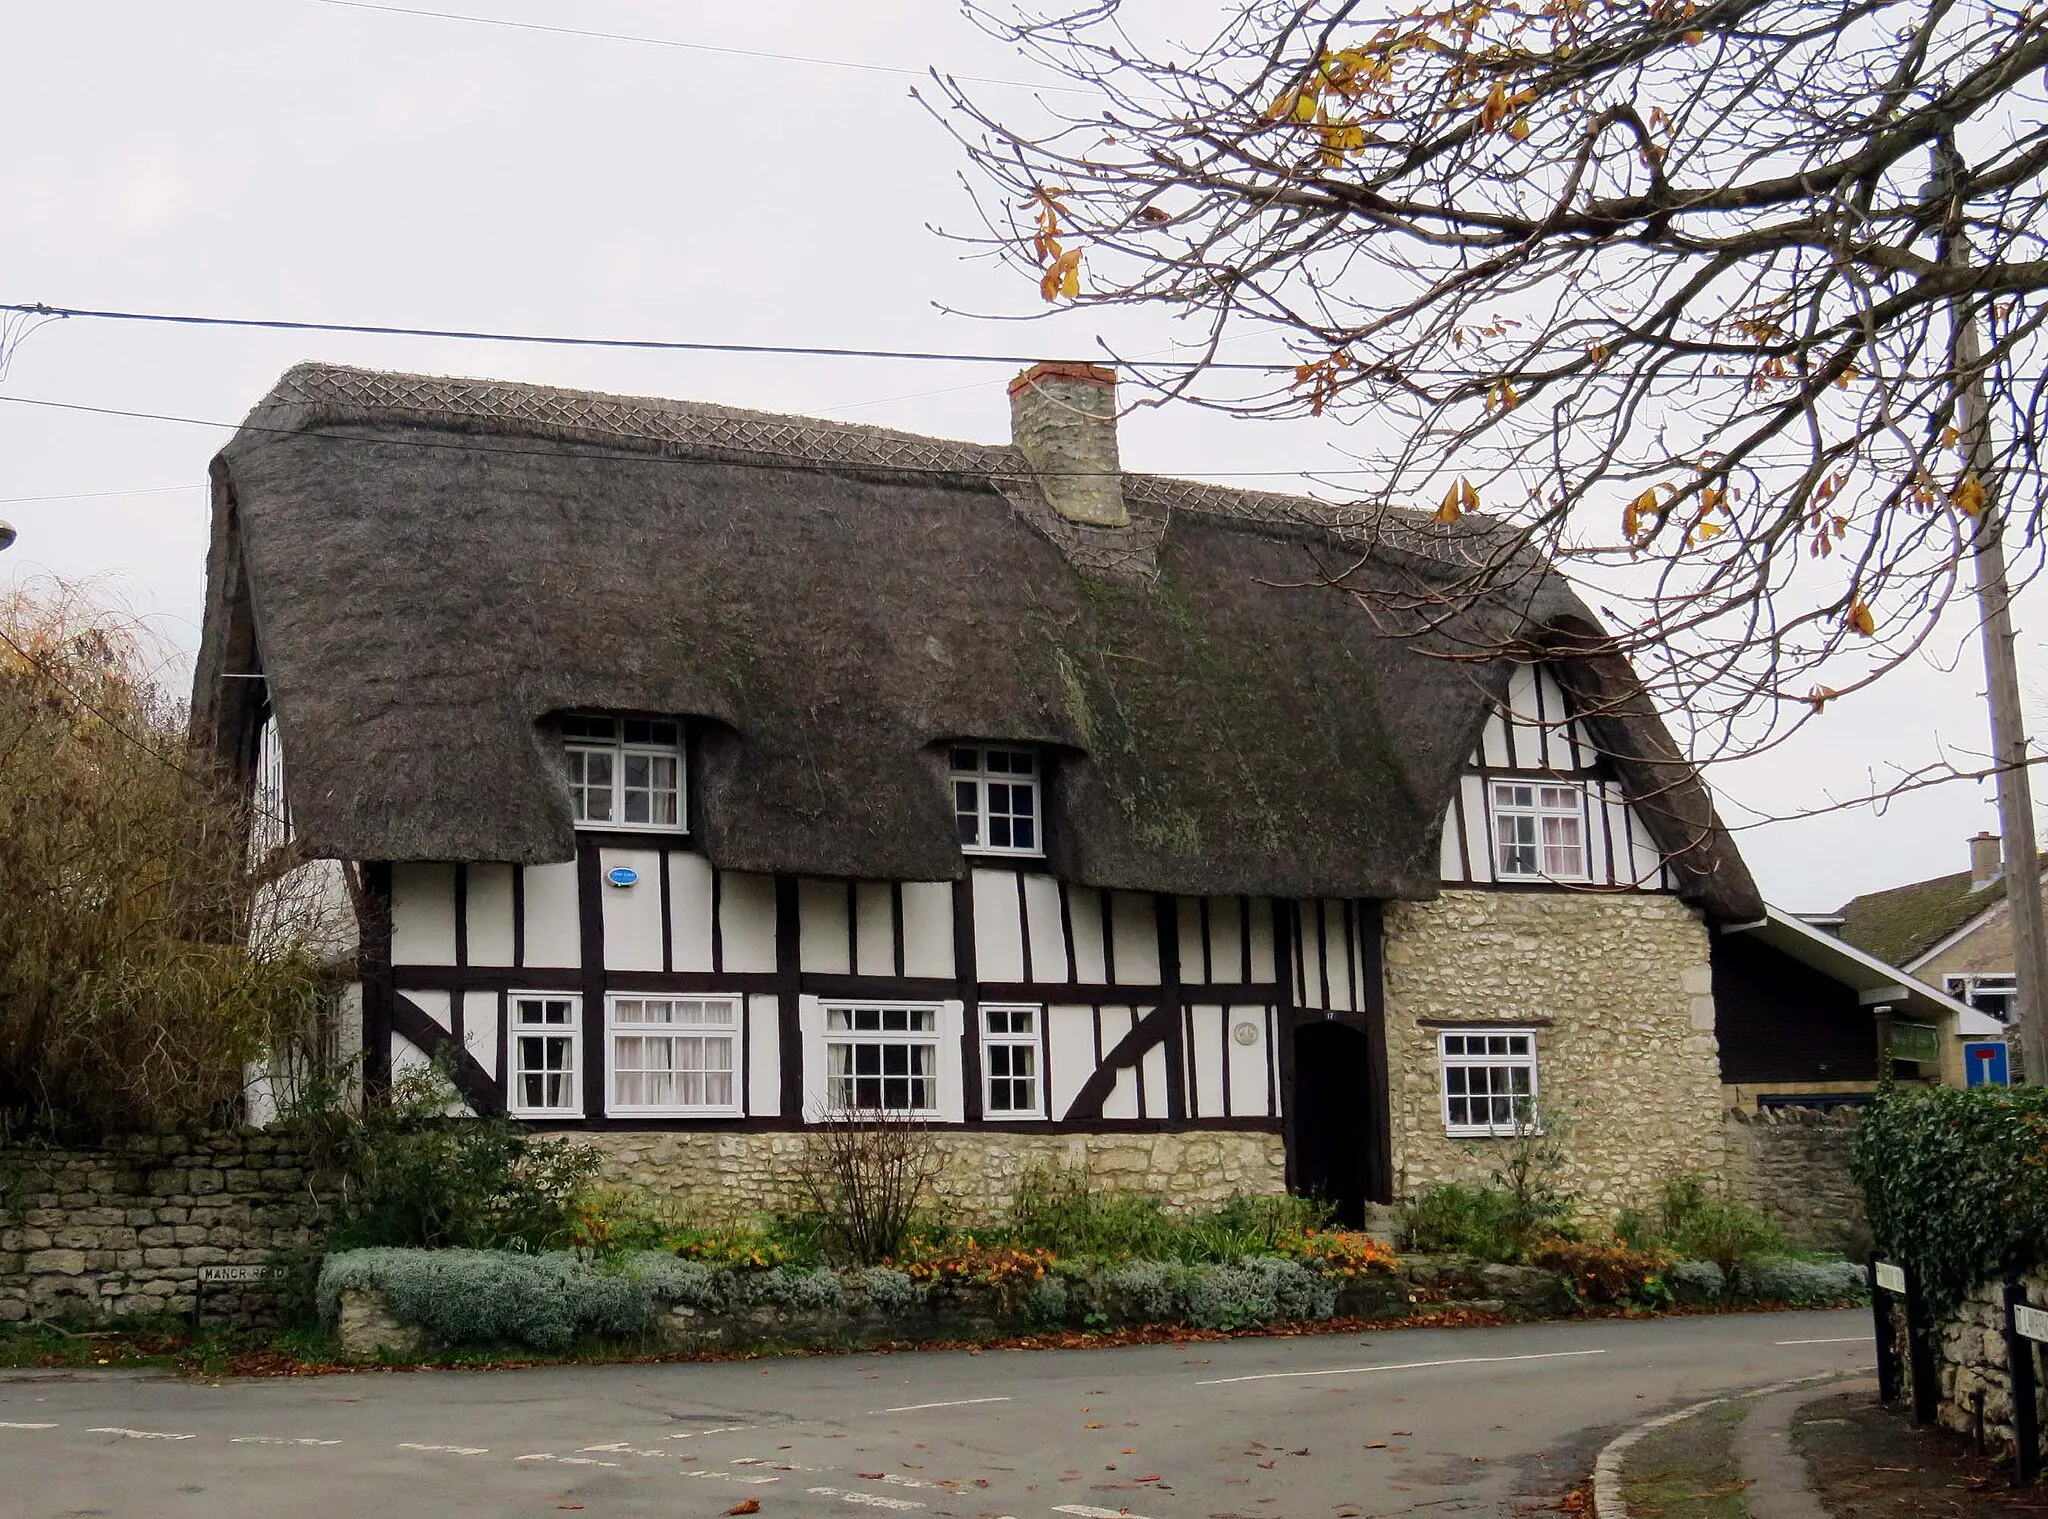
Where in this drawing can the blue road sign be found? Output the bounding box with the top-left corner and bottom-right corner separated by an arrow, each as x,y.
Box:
1965,1041 -> 2011,1087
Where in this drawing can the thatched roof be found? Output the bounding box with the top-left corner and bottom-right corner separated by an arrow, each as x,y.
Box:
192,363 -> 1760,917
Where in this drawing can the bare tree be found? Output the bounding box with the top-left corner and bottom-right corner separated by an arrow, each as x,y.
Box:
0,580 -> 339,1139
934,0 -> 2048,774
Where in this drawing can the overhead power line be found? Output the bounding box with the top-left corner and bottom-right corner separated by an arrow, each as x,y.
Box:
301,0 -> 1089,93
0,302 -> 1288,373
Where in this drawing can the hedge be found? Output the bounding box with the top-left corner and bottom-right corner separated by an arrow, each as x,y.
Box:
1855,1083 -> 2048,1316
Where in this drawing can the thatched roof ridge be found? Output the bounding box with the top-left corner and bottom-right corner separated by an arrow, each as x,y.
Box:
194,363 -> 1759,918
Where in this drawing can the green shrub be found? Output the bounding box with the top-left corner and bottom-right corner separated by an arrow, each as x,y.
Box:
1397,1183 -> 1525,1261
618,1251 -> 728,1313
1619,1176 -> 1784,1272
1526,1238 -> 1673,1305
855,1267 -> 916,1311
320,1064 -> 601,1252
1007,1165 -> 1179,1259
1856,1083 -> 2048,1316
1669,1259 -> 1727,1302
317,1248 -> 647,1350
1732,1256 -> 1868,1306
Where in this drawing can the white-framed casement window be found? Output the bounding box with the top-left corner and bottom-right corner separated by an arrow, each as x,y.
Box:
980,1004 -> 1045,1118
1438,1029 -> 1539,1137
250,709 -> 291,859
1946,973 -> 2016,1023
607,996 -> 741,1115
952,746 -> 1042,856
823,1002 -> 942,1115
508,993 -> 581,1117
562,714 -> 684,831
1492,782 -> 1586,880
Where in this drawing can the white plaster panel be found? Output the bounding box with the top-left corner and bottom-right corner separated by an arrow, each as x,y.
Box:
405,989 -> 453,1031
1110,892 -> 1160,985
600,848 -> 665,972
466,863 -> 516,967
719,871 -> 778,973
1068,885 -> 1107,982
855,882 -> 896,977
1246,898 -> 1276,983
520,862 -> 582,969
463,991 -> 499,1080
1178,900 -> 1207,983
391,1029 -> 433,1081
798,878 -> 852,975
1461,773 -> 1496,882
1630,813 -> 1665,886
1537,667 -> 1578,769
1327,900 -> 1356,1012
972,868 -> 1026,984
1022,873 -> 1068,984
1227,1006 -> 1274,1116
1440,801 -> 1465,883
668,853 -> 716,973
1203,896 -> 1242,983
391,863 -> 458,966
1046,1004 -> 1097,1121
899,882 -> 955,979
747,993 -> 780,1117
1188,1005 -> 1226,1118
1140,1041 -> 1170,1119
1480,707 -> 1512,768
1100,1063 -> 1141,1121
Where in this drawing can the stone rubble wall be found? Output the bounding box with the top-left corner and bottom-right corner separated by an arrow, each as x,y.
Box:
1381,890 -> 1722,1218
1722,1104 -> 1871,1257
568,1128 -> 1288,1225
1929,1267 -> 2048,1453
0,1133 -> 331,1326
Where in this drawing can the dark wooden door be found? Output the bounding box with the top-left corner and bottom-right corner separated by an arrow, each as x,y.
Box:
1291,1020 -> 1372,1226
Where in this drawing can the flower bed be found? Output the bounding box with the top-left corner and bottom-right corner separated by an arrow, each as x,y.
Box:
320,1240 -> 1586,1358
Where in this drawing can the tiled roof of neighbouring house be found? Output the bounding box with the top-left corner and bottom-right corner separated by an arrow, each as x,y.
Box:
1838,860 -> 2041,968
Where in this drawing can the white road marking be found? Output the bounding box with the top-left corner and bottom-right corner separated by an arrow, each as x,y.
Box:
88,1427 -> 193,1441
1055,1506 -> 1155,1519
681,1470 -> 779,1485
1197,1347 -> 1607,1386
0,1422 -> 56,1430
868,1472 -> 939,1489
871,1396 -> 1012,1413
732,1456 -> 824,1471
666,1424 -> 756,1439
230,1436 -> 343,1446
398,1443 -> 489,1455
809,1486 -> 924,1510
1775,1337 -> 1866,1345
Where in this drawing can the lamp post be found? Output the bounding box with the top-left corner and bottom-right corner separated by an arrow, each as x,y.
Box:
1931,137 -> 2048,1080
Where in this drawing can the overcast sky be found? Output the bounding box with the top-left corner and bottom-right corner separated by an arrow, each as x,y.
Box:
3,0 -> 2035,913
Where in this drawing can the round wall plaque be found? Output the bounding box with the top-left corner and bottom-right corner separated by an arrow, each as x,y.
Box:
1231,1021 -> 1260,1047
605,866 -> 640,888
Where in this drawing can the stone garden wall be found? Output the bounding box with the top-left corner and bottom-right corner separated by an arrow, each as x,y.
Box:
1923,1267 -> 2048,1454
0,1133 -> 331,1326
1722,1103 -> 1870,1256
570,1128 -> 1288,1226
1381,890 -> 1723,1217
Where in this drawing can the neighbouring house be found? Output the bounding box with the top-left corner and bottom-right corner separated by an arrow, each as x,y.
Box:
1707,907 -> 1983,1107
1835,832 -> 2029,1083
197,360 -> 1784,1226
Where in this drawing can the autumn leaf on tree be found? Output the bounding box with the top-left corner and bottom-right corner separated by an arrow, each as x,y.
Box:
1437,476 -> 1478,523
1846,600 -> 1877,636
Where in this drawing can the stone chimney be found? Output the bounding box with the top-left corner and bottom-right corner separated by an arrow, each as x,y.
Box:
1008,362 -> 1127,528
1971,830 -> 2003,889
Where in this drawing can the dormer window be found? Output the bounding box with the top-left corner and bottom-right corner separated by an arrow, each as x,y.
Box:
952,746 -> 1041,856
563,715 -> 684,831
1493,782 -> 1585,880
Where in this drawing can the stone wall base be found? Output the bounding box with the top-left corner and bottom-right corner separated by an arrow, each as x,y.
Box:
566,1128 -> 1289,1226
1722,1105 -> 1870,1257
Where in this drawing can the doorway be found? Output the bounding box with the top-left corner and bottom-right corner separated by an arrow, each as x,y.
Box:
1291,1020 -> 1374,1226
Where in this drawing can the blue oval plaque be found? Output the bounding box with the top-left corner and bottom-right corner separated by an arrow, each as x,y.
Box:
605,866 -> 640,888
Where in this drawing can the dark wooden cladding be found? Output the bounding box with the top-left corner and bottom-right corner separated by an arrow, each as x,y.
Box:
576,842 -> 607,1121
774,874 -> 802,1118
1712,930 -> 1881,1085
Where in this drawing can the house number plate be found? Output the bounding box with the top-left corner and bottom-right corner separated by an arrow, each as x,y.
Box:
1874,1262 -> 1907,1295
2015,1304 -> 2048,1344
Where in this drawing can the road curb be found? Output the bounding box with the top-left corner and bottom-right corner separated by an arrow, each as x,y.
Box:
1589,1371 -> 1854,1519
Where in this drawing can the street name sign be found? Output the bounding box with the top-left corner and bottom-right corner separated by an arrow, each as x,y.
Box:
1875,1261 -> 1907,1294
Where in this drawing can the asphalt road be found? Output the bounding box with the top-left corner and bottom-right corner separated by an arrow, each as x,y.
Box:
0,1309 -> 1874,1519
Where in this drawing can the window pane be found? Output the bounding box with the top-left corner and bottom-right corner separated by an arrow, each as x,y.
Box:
951,747 -> 979,772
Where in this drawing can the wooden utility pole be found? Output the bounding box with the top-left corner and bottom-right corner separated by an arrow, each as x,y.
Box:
1942,138 -> 2048,1079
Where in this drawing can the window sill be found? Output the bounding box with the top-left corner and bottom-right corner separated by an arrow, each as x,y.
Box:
575,822 -> 689,836
510,1109 -> 584,1121
1443,1126 -> 1544,1139
607,1106 -> 743,1120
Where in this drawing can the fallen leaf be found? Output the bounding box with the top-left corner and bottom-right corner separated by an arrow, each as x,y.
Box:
1292,1448 -> 1310,1456
860,1472 -> 885,1479
974,1479 -> 990,1488
1258,1460 -> 1277,1469
1122,1448 -> 1136,1455
1365,1442 -> 1389,1449
1086,1422 -> 1106,1429
725,1505 -> 760,1517
1392,1430 -> 1412,1436
1138,1473 -> 1161,1482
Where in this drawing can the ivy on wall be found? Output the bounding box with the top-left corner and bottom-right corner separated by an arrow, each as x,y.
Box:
1854,1083 -> 2048,1316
